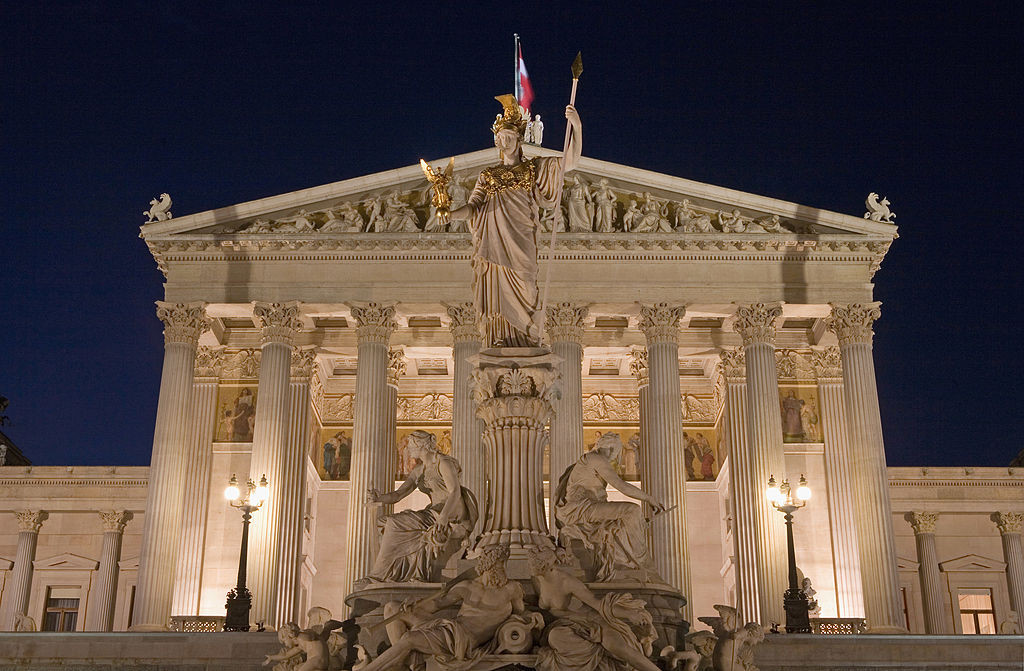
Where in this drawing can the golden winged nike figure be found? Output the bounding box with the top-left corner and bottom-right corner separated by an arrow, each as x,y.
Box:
419,157 -> 455,225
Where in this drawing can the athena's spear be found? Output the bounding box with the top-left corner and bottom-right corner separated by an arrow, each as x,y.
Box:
539,52 -> 582,338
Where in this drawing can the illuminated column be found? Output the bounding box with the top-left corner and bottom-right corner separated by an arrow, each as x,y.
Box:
447,303 -> 485,520
827,302 -> 904,633
133,302 -> 208,631
385,348 -> 405,501
86,511 -> 132,631
546,302 -> 588,530
248,301 -> 302,627
172,346 -> 223,616
812,347 -> 865,618
275,348 -> 316,625
0,511 -> 47,630
905,512 -> 948,634
992,512 -> 1024,615
720,348 -> 761,622
638,303 -> 690,615
341,302 -> 396,614
629,348 -> 651,500
731,302 -> 787,626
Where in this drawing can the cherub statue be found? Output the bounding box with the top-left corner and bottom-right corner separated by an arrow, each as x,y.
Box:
13,613 -> 37,632
143,193 -> 173,222
863,192 -> 895,223
999,610 -> 1021,634
696,605 -> 766,671
263,620 -> 346,671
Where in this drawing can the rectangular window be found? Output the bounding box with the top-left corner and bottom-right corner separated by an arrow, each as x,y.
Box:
958,588 -> 996,634
42,587 -> 80,632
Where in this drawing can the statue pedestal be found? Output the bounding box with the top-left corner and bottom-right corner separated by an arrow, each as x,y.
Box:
470,347 -> 560,556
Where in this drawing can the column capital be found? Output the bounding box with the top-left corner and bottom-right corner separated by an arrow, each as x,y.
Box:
15,510 -> 48,533
253,301 -> 303,346
348,302 -> 397,344
194,346 -> 226,378
730,302 -> 782,346
99,510 -> 133,534
719,348 -> 747,380
992,511 -> 1023,535
156,301 -> 210,347
445,302 -> 480,344
290,348 -> 318,381
545,302 -> 589,344
827,302 -> 881,346
387,348 -> 406,387
638,303 -> 684,344
811,346 -> 843,380
628,347 -> 649,387
905,511 -> 939,535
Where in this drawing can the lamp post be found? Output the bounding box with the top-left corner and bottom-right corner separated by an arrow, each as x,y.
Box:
223,474 -> 268,632
767,474 -> 812,633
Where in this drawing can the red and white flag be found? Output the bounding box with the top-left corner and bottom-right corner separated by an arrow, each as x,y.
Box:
516,42 -> 535,114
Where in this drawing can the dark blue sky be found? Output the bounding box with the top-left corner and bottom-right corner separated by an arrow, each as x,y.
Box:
2,3 -> 1019,468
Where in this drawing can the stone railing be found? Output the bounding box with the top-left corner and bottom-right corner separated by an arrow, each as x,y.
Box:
169,615 -> 226,632
809,617 -> 866,635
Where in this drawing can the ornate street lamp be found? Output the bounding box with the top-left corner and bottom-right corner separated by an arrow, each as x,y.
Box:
223,474 -> 268,632
766,474 -> 813,633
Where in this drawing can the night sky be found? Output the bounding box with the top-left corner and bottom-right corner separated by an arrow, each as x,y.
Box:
2,3 -> 1019,468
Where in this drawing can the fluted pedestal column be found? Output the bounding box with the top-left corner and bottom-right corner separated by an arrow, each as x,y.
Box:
447,304 -> 485,528
172,347 -> 223,617
905,512 -> 947,633
827,302 -> 904,633
133,302 -> 208,631
342,303 -> 397,614
86,511 -> 132,631
248,301 -> 302,628
546,302 -> 588,530
1,511 -> 47,630
385,348 -> 405,511
731,303 -> 787,626
275,349 -> 316,625
638,303 -> 690,614
992,512 -> 1024,615
629,348 -> 652,539
721,349 -> 760,622
472,348 -> 557,555
813,347 -> 865,618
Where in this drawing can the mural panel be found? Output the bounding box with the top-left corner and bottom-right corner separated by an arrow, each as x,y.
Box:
315,428 -> 352,481
779,387 -> 822,443
214,385 -> 258,442
682,429 -> 719,482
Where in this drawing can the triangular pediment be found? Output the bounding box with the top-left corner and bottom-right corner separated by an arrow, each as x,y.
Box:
33,553 -> 99,570
939,554 -> 1007,573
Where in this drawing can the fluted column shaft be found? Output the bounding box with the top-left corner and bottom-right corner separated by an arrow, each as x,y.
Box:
342,303 -> 397,615
86,511 -> 132,631
385,349 -> 405,498
905,512 -> 947,633
721,350 -> 759,622
629,348 -> 652,543
992,513 -> 1024,615
732,303 -> 787,626
248,301 -> 302,627
546,303 -> 588,531
447,304 -> 485,525
133,302 -> 208,631
1,511 -> 46,630
172,348 -> 222,616
828,303 -> 904,632
814,348 -> 865,618
639,303 -> 690,617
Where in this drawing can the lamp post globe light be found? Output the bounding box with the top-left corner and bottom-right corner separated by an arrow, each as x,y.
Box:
766,474 -> 812,633
223,474 -> 268,632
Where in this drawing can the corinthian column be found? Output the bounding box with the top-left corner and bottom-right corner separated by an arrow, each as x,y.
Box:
133,301 -> 208,631
992,512 -> 1024,615
731,302 -> 787,626
629,348 -> 651,505
638,303 -> 690,612
905,512 -> 947,633
342,302 -> 397,613
546,302 -> 588,529
812,347 -> 865,618
86,511 -> 132,631
720,348 -> 761,622
827,302 -> 904,632
0,511 -> 47,631
275,348 -> 316,625
385,348 -> 405,500
172,346 -> 223,617
447,303 -> 485,519
248,301 -> 302,627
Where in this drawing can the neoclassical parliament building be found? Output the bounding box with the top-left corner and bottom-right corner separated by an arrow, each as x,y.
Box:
1,145 -> 1022,645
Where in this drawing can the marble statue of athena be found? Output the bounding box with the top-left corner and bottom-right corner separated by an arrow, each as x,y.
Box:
449,95 -> 582,347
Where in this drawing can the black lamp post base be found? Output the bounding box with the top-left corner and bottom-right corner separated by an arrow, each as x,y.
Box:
783,587 -> 811,633
224,587 -> 252,632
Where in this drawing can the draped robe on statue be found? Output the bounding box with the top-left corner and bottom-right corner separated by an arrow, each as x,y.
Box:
467,156 -> 563,347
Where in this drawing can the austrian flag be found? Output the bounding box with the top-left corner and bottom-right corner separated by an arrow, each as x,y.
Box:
516,43 -> 535,113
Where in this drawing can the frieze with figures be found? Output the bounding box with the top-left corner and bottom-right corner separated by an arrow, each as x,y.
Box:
581,392 -> 718,425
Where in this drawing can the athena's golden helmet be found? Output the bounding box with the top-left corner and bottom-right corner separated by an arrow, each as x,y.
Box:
491,94 -> 528,137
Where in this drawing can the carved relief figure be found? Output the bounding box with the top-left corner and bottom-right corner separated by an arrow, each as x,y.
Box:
262,620 -> 345,671
366,194 -> 386,232
634,192 -> 671,232
622,199 -> 641,232
696,605 -> 766,671
567,174 -> 594,231
553,432 -> 666,581
382,192 -> 420,232
718,209 -> 746,233
593,178 -> 617,232
780,390 -> 806,442
675,199 -> 714,233
529,547 -> 660,671
367,430 -> 478,582
319,202 -> 365,232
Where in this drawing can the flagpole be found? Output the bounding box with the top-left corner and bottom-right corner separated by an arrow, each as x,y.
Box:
514,34 -> 520,102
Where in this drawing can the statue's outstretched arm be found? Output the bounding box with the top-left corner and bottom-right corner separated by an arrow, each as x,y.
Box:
594,457 -> 664,511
